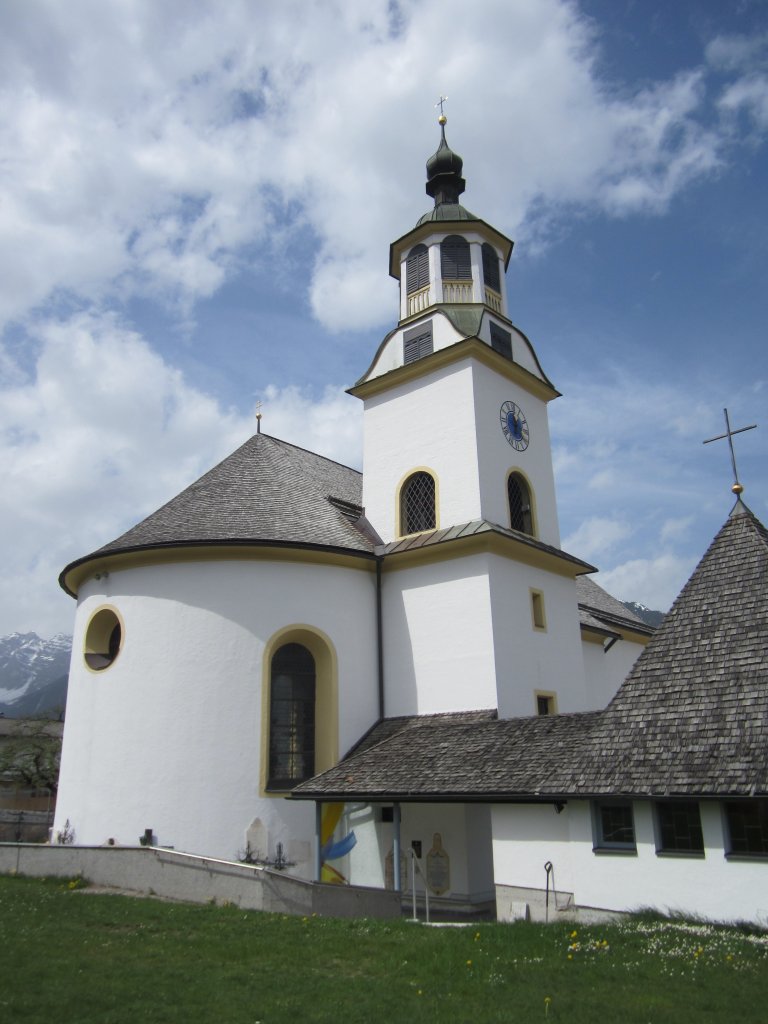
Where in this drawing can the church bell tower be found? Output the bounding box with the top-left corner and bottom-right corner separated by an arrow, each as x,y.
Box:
351,115 -> 563,552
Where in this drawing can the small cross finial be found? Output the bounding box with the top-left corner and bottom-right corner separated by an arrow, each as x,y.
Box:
703,408 -> 757,496
435,95 -> 448,124
255,399 -> 262,435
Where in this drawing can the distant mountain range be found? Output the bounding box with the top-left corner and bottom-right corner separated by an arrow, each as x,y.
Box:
622,601 -> 666,628
0,602 -> 666,719
0,633 -> 71,719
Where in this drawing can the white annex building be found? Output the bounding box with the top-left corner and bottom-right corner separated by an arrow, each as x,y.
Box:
55,119 -> 768,925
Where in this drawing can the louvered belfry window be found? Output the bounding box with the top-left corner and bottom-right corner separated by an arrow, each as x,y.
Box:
406,243 -> 430,293
401,471 -> 436,535
490,322 -> 512,359
268,642 -> 316,790
403,322 -> 434,364
440,235 -> 471,279
482,242 -> 501,292
508,473 -> 533,535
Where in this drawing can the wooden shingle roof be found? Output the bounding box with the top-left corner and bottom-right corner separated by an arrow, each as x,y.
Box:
60,434 -> 377,591
294,503 -> 768,802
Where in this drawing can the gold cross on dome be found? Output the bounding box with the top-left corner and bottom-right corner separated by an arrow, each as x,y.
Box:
703,408 -> 757,496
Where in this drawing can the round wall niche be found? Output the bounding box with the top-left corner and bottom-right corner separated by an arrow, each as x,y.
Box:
84,607 -> 123,671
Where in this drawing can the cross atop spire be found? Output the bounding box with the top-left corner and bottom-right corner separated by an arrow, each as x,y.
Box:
703,408 -> 757,497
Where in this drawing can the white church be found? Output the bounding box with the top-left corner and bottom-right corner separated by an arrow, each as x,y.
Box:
55,118 -> 768,924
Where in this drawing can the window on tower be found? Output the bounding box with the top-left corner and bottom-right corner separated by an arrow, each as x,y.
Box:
406,243 -> 430,294
507,472 -> 534,536
482,242 -> 501,292
268,642 -> 316,790
440,235 -> 471,280
400,471 -> 437,535
403,322 -> 434,364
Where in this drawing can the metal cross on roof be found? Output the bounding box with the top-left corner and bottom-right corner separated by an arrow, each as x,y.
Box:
703,408 -> 757,495
435,95 -> 448,116
255,399 -> 263,435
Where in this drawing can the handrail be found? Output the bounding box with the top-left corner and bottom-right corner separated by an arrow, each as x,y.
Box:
409,847 -> 430,923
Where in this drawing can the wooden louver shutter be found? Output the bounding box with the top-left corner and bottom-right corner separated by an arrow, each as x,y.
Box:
406,244 -> 430,293
440,235 -> 471,279
403,324 -> 434,364
490,322 -> 512,359
482,243 -> 500,291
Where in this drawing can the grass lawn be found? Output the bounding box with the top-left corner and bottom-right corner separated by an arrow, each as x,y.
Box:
2,874 -> 767,1023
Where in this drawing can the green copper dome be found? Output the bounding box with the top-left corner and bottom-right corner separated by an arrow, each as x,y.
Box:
418,119 -> 477,225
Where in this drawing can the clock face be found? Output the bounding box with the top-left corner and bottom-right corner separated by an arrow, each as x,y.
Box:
500,401 -> 530,451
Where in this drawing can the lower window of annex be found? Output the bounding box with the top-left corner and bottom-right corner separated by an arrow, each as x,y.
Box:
655,800 -> 704,855
592,800 -> 636,852
724,799 -> 768,857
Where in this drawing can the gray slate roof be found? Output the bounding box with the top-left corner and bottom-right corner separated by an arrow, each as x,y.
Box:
576,576 -> 653,637
294,503 -> 768,802
65,434 -> 376,573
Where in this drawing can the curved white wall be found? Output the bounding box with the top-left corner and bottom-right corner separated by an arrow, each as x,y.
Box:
55,557 -> 379,871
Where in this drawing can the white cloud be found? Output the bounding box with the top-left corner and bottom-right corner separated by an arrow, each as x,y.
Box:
595,553 -> 697,612
563,516 -> 632,561
659,516 -> 695,544
0,0 -> 758,339
0,311 -> 361,636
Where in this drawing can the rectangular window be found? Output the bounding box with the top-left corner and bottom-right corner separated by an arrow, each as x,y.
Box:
655,801 -> 704,855
490,322 -> 512,359
403,322 -> 434,364
724,799 -> 768,856
535,692 -> 556,716
593,801 -> 636,851
530,589 -> 546,630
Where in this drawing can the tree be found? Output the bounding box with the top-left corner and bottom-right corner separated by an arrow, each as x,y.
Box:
0,718 -> 62,793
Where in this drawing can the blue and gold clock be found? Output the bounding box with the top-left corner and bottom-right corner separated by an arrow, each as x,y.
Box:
500,401 -> 529,451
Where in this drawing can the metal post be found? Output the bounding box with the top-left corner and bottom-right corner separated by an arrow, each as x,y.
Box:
314,802 -> 323,882
393,802 -> 402,892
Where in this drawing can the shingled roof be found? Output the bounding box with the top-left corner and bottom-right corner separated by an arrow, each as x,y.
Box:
576,576 -> 654,639
61,434 -> 377,588
294,503 -> 768,802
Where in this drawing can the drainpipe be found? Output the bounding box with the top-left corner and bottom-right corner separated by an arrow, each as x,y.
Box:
393,802 -> 402,892
314,802 -> 322,882
376,556 -> 385,720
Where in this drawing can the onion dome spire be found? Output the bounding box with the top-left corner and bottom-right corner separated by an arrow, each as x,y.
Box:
425,113 -> 466,207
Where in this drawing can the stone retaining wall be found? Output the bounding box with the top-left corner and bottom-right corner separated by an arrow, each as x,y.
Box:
0,844 -> 401,919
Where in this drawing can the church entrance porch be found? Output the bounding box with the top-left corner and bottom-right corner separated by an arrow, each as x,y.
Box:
312,800 -> 497,920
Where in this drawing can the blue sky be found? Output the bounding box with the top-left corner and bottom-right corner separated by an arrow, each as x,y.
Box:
1,0 -> 766,637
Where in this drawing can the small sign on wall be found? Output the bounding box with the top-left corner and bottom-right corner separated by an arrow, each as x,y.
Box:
426,832 -> 450,895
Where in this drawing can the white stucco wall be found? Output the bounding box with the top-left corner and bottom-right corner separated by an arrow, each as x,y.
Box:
362,357 -> 559,547
581,634 -> 647,709
492,801 -> 768,925
488,555 -> 587,717
381,554 -> 497,715
55,558 -> 379,871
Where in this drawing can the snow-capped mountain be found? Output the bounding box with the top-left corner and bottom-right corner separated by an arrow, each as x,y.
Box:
0,633 -> 72,718
622,601 -> 665,628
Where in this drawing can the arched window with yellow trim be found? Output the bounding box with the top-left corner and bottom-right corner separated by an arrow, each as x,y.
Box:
268,642 -> 316,790
400,471 -> 436,535
508,472 -> 534,536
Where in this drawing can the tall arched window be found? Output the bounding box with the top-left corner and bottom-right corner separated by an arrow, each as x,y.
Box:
400,471 -> 436,535
268,643 -> 316,790
508,472 -> 534,536
440,235 -> 471,279
482,242 -> 500,292
406,243 -> 430,294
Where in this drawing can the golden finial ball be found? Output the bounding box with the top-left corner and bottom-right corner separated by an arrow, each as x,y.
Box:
438,114 -> 447,125
732,482 -> 744,494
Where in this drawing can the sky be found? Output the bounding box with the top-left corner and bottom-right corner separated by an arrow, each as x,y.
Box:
1,0 -> 766,639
